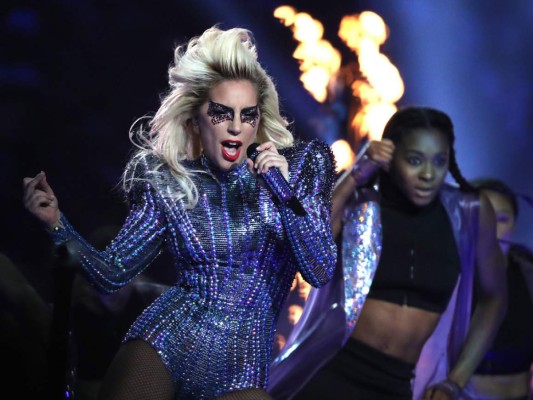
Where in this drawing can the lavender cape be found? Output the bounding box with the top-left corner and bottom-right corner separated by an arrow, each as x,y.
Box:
268,184 -> 480,400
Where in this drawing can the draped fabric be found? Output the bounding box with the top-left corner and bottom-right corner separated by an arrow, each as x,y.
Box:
413,186 -> 479,399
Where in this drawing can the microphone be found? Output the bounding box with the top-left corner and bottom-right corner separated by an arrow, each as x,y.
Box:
247,143 -> 306,216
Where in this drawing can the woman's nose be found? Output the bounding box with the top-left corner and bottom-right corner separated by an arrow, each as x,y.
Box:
420,163 -> 435,180
228,118 -> 242,135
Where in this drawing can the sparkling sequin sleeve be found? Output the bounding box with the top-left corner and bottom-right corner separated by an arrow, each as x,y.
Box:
50,164 -> 167,293
268,188 -> 381,399
280,140 -> 337,288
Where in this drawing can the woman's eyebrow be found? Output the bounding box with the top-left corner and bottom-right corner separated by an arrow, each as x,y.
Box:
241,105 -> 259,112
404,149 -> 449,156
208,100 -> 233,111
404,149 -> 424,155
208,101 -> 258,111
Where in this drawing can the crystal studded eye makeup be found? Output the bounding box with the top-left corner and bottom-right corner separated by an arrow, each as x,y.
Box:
207,101 -> 259,127
207,101 -> 234,125
241,106 -> 260,128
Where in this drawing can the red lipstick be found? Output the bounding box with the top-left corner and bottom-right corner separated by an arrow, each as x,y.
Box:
221,140 -> 242,162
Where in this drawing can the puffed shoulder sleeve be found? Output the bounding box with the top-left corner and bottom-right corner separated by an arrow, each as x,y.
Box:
50,155 -> 167,293
279,140 -> 337,287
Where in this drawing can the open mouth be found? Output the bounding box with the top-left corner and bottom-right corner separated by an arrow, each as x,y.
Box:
221,140 -> 242,162
414,187 -> 434,198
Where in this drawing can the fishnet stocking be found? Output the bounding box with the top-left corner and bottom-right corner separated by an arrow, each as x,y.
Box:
97,340 -> 273,400
97,340 -> 174,400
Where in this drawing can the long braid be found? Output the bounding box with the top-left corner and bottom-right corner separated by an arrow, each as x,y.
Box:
447,145 -> 476,192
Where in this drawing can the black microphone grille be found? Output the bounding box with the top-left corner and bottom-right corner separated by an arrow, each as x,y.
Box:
246,143 -> 260,160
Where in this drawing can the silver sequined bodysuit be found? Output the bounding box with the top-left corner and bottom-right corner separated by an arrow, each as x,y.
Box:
52,140 -> 337,399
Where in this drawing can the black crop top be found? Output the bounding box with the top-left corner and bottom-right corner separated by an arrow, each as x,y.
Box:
367,175 -> 461,313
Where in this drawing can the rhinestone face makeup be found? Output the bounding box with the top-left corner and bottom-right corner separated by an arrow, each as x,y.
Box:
207,101 -> 259,128
207,101 -> 234,125
240,106 -> 259,128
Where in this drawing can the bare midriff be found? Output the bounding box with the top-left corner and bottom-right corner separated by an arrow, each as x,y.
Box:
350,298 -> 441,364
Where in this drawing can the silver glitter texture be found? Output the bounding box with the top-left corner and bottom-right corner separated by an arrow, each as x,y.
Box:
51,140 -> 337,399
342,200 -> 382,339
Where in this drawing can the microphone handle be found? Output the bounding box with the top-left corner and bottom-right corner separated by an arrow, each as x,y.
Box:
261,168 -> 307,216
247,144 -> 306,216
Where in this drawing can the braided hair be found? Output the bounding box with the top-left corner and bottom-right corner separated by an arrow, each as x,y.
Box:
382,106 -> 476,192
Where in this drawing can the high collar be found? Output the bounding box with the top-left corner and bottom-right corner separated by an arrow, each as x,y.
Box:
198,153 -> 249,182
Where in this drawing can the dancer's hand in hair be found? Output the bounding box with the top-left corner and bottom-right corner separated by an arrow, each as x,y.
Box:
367,138 -> 395,171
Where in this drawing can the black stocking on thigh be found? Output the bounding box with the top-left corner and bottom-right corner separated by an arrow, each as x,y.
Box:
97,340 -> 174,400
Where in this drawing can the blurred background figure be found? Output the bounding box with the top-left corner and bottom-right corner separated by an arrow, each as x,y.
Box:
0,252 -> 51,399
469,178 -> 533,400
0,223 -> 172,400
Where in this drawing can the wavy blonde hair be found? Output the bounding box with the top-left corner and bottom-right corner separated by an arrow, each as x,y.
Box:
125,26 -> 294,208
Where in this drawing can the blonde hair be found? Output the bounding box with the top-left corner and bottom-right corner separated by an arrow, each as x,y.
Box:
125,26 -> 293,208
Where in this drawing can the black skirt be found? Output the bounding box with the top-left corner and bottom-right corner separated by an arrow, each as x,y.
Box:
293,338 -> 415,400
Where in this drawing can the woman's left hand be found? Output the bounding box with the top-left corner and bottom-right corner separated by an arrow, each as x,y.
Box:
246,141 -> 289,181
423,380 -> 461,400
423,388 -> 452,400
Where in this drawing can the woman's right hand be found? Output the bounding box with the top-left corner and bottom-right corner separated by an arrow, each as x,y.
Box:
367,138 -> 395,169
23,171 -> 61,229
349,139 -> 395,186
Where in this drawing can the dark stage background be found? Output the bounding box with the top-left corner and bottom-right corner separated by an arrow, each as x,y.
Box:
2,0 -> 532,301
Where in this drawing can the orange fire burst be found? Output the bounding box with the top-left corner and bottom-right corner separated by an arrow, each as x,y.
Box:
274,7 -> 404,169
339,11 -> 404,141
274,6 -> 341,103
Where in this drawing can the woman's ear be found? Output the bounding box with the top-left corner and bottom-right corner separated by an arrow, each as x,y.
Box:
190,117 -> 200,135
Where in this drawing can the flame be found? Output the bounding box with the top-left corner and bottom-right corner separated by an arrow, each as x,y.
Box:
274,6 -> 341,103
339,11 -> 404,140
352,103 -> 397,141
339,11 -> 387,51
274,5 -> 297,26
274,7 -> 403,143
331,139 -> 355,173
